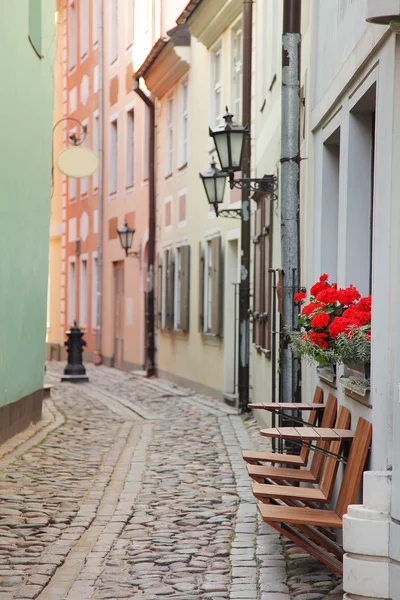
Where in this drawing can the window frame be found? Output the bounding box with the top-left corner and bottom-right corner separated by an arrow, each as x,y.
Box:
79,255 -> 89,328
109,115 -> 119,196
29,0 -> 43,58
210,39 -> 223,128
230,19 -> 243,121
125,105 -> 135,189
68,0 -> 77,69
80,0 -> 89,59
92,252 -> 98,332
80,120 -> 89,197
93,111 -> 100,190
110,0 -> 119,64
165,94 -> 174,177
178,79 -> 189,168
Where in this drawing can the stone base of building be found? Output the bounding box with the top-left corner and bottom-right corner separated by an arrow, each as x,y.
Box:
156,368 -> 224,402
0,389 -> 43,445
343,470 -> 392,599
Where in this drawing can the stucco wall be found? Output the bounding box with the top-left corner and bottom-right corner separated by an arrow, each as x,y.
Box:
0,1 -> 55,408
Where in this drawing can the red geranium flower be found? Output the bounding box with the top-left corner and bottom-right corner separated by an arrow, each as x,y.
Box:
310,281 -> 326,297
337,285 -> 361,305
310,312 -> 330,329
301,301 -> 323,315
309,332 -> 329,348
329,316 -> 353,338
358,296 -> 372,312
294,292 -> 307,303
320,274 -> 329,282
316,287 -> 338,304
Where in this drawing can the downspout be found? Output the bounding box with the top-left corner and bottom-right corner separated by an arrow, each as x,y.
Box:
94,0 -> 104,364
280,0 -> 301,404
134,79 -> 156,377
238,0 -> 253,413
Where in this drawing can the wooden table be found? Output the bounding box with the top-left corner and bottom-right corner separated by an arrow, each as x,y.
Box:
248,402 -> 326,411
260,427 -> 355,441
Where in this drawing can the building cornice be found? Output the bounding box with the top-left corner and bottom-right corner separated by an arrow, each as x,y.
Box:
136,26 -> 191,98
177,0 -> 241,48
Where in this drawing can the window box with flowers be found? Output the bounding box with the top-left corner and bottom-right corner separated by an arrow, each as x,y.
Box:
290,275 -> 371,391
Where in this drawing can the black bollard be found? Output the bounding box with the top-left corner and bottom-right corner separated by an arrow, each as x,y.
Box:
61,321 -> 89,382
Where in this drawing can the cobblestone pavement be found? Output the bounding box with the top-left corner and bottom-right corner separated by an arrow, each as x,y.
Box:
0,363 -> 341,600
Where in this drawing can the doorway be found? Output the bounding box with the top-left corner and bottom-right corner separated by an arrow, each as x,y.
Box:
113,261 -> 125,369
224,236 -> 239,398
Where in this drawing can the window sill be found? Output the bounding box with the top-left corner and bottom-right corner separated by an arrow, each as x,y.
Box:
109,192 -> 117,199
126,42 -> 134,52
340,377 -> 371,408
164,172 -> 173,181
125,184 -> 135,193
80,52 -> 88,63
178,162 -> 188,172
253,344 -> 271,359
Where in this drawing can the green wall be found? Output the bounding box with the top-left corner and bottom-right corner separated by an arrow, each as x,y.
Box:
0,1 -> 55,408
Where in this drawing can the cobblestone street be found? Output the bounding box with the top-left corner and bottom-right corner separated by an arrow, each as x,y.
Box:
0,364 -> 341,600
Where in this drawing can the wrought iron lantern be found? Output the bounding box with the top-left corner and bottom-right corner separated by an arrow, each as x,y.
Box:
117,222 -> 136,257
209,108 -> 248,175
199,159 -> 227,216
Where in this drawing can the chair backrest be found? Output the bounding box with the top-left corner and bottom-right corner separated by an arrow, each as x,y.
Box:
320,406 -> 351,499
309,394 -> 337,479
300,386 -> 324,463
335,417 -> 372,518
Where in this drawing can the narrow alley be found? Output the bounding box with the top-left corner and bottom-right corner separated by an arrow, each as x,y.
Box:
0,365 -> 340,600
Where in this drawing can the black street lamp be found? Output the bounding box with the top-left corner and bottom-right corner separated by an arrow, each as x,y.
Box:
209,109 -> 248,176
201,107 -> 277,219
199,159 -> 227,216
117,222 -> 140,258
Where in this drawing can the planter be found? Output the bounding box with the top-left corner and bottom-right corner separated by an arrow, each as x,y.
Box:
344,361 -> 370,383
316,364 -> 336,385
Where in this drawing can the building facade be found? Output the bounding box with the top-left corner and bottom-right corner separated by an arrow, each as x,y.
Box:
0,1 -> 55,440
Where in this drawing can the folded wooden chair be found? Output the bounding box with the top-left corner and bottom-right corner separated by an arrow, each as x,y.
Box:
256,417 -> 372,575
248,405 -> 350,488
242,386 -> 325,467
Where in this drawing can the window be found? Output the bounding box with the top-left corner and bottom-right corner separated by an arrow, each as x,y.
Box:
68,1 -> 77,68
231,21 -> 242,119
143,107 -> 150,180
145,0 -> 152,34
93,0 -> 99,45
125,108 -> 135,188
109,117 -> 118,194
69,176 -> 77,201
211,41 -> 223,126
199,237 -> 223,335
263,0 -> 278,97
174,246 -> 190,331
29,0 -> 42,57
178,80 -> 189,167
158,247 -> 190,332
127,0 -> 135,46
80,259 -> 88,327
92,255 -> 98,330
165,96 -> 174,176
80,0 -> 89,58
93,112 -> 99,189
80,123 -> 89,196
253,194 -> 273,352
321,128 -> 340,282
68,261 -> 76,325
111,0 -> 119,62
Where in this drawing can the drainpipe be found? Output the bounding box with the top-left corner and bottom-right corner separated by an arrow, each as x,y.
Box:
94,0 -> 104,365
280,0 -> 301,405
134,79 -> 156,377
238,0 -> 253,413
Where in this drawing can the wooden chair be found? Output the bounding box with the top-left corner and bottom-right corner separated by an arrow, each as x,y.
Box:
256,417 -> 372,575
242,386 -> 326,467
247,405 -> 350,488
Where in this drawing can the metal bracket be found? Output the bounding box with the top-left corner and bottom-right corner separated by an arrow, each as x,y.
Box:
215,207 -> 243,219
230,173 -> 278,195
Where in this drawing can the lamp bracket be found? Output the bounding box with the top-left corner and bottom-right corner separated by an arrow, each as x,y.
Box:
127,249 -> 141,259
228,173 -> 278,196
215,207 -> 243,219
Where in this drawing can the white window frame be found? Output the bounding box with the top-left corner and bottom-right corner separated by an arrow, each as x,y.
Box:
110,0 -> 119,63
178,79 -> 189,168
68,0 -> 77,69
160,249 -> 170,329
165,95 -> 174,177
79,255 -> 88,328
80,119 -> 89,196
80,0 -> 89,59
230,19 -> 243,121
126,0 -> 135,48
125,103 -> 135,189
68,129 -> 77,201
144,0 -> 152,34
92,252 -> 98,331
93,110 -> 99,190
210,39 -> 223,128
68,258 -> 76,326
109,114 -> 118,195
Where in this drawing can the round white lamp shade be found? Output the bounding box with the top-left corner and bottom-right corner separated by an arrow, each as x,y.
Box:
56,146 -> 99,178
